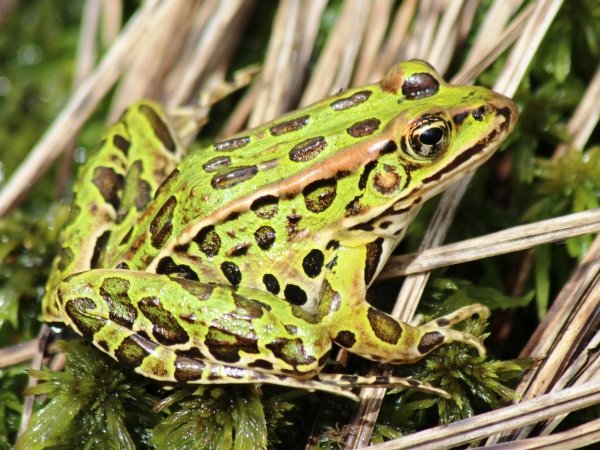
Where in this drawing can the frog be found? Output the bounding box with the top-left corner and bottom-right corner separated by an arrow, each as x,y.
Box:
42,60 -> 518,398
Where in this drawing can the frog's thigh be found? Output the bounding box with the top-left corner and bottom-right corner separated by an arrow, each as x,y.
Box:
58,269 -> 332,382
318,244 -> 487,364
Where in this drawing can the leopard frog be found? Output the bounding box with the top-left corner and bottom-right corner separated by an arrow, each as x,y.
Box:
42,61 -> 518,397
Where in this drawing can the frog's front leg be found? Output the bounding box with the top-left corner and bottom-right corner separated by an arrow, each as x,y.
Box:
317,243 -> 489,364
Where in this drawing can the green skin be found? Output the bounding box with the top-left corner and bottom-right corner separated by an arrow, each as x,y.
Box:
44,60 -> 518,397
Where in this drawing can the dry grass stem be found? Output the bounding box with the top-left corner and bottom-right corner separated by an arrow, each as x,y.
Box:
427,0 -> 464,72
554,64 -> 600,158
378,209 -> 600,278
76,0 -> 101,85
0,340 -> 39,368
17,326 -> 52,438
494,0 -> 564,95
165,0 -> 252,109
365,379 -> 600,450
250,0 -> 304,124
109,0 -> 196,118
0,0 -> 163,216
353,0 -> 394,85
376,0 -> 416,77
454,2 -> 534,85
463,0 -> 524,69
101,0 -> 122,47
301,0 -> 369,105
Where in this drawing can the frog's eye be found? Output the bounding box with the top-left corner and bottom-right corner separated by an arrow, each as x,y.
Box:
407,116 -> 451,159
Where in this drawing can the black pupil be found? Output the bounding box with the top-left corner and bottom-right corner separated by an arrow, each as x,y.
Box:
420,127 -> 444,145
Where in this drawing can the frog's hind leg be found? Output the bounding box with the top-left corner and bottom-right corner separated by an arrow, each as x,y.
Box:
60,290 -> 359,400
42,102 -> 182,321
316,374 -> 450,398
121,335 -> 361,401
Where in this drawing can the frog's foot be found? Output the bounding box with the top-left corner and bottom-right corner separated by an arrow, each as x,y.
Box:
420,304 -> 490,357
316,373 -> 450,398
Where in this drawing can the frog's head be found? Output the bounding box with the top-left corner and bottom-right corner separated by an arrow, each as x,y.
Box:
350,60 -> 518,237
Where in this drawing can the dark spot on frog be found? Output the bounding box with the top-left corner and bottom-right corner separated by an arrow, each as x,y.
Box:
205,326 -> 259,363
472,105 -> 487,121
250,195 -> 279,219
149,196 -> 177,249
302,249 -> 325,278
119,227 -> 134,246
335,330 -> 357,348
379,140 -> 398,155
96,339 -> 110,352
213,136 -> 251,152
112,134 -> 131,155
156,256 -> 200,281
90,230 -> 110,269
173,243 -> 190,253
358,160 -> 378,190
367,307 -> 402,345
232,294 -> 269,319
178,313 -> 197,323
100,277 -> 138,328
224,211 -> 241,222
202,155 -> 232,172
289,136 -> 327,162
326,240 -> 339,250
138,103 -> 177,153
437,317 -> 450,327
63,297 -> 106,338
265,337 -> 316,367
285,324 -> 298,335
227,242 -> 251,257
154,169 -> 180,199
270,114 -> 309,136
325,256 -> 338,270
263,274 -> 280,295
176,347 -> 204,359
92,166 -> 124,211
417,331 -> 445,354
317,351 -> 331,368
138,296 -> 189,345
453,111 -> 469,125
174,355 -> 206,382
401,72 -> 440,100
193,225 -> 221,257
347,118 -> 381,138
364,238 -> 384,285
172,278 -> 214,300
330,90 -> 372,111
349,222 -> 374,232
303,178 -> 337,213
284,284 -> 308,305
114,334 -> 157,368
254,226 -> 276,250
221,261 -> 242,286
345,195 -> 366,217
373,164 -> 401,194
248,359 -> 274,371
211,165 -> 258,189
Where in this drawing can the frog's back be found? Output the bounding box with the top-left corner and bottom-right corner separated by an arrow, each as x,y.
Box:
111,77 -> 401,272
